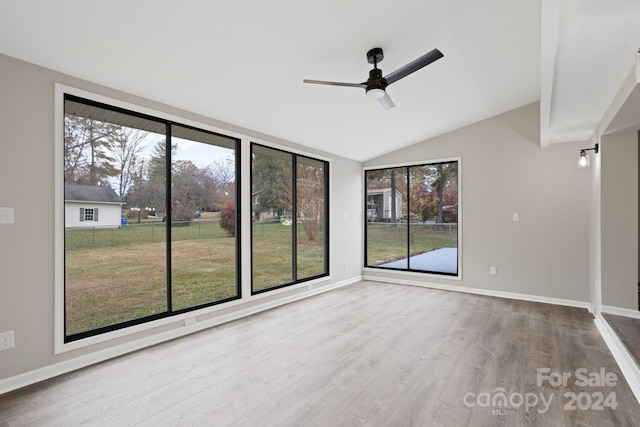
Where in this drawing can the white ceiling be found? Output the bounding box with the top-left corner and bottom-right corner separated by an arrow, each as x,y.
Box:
0,1 -> 638,161
541,0 -> 640,146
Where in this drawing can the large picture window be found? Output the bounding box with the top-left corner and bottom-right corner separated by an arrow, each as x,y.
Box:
251,144 -> 329,293
63,94 -> 240,342
365,160 -> 459,276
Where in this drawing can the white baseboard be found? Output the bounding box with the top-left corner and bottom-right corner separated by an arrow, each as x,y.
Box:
594,314 -> 640,404
0,276 -> 360,396
602,305 -> 640,319
362,274 -> 591,310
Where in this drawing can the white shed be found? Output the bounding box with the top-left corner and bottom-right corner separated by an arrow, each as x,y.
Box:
366,188 -> 403,222
65,184 -> 123,228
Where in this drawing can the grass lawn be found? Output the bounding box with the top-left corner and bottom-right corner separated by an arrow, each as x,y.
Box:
65,220 -> 326,335
366,222 -> 457,266
66,220 -> 454,335
65,219 -> 229,250
251,221 -> 325,291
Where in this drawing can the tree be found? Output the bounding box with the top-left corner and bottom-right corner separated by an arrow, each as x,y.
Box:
109,127 -> 147,200
202,156 -> 236,211
408,167 -> 430,222
171,160 -> 202,221
63,115 -> 119,185
390,169 -> 398,223
252,152 -> 292,218
146,139 -> 176,216
415,162 -> 458,224
431,163 -> 457,223
148,139 -> 176,183
296,162 -> 325,241
219,202 -> 236,236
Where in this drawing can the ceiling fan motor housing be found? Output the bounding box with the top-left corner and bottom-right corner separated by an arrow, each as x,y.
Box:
366,68 -> 388,95
366,48 -> 387,94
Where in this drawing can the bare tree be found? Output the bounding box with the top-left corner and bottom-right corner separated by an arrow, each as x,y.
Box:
109,127 -> 147,199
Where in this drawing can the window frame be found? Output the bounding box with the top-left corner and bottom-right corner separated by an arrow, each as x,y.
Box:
250,142 -> 330,294
55,84 -> 243,352
363,157 -> 462,280
81,207 -> 96,222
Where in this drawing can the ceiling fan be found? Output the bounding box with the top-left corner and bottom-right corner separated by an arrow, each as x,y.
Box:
303,47 -> 443,110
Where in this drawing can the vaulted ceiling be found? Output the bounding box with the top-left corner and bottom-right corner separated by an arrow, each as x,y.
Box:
1,1 -> 639,161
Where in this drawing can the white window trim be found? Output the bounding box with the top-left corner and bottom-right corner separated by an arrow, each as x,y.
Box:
54,83 -> 333,354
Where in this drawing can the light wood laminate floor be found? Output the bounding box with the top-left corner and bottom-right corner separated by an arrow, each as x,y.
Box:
1,281 -> 639,426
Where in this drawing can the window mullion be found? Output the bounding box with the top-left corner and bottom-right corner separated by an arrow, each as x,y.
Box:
406,166 -> 411,270
166,123 -> 173,314
292,155 -> 298,282
323,161 -> 330,274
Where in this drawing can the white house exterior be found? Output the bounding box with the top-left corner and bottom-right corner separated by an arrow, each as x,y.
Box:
65,184 -> 123,228
366,188 -> 403,222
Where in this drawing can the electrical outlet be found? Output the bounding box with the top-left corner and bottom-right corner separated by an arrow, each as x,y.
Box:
0,207 -> 14,224
0,331 -> 14,351
344,261 -> 348,269
490,266 -> 497,275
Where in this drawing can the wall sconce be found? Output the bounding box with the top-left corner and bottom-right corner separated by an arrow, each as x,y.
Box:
578,143 -> 599,168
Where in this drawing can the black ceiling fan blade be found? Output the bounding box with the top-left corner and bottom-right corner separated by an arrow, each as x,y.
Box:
383,48 -> 444,85
303,79 -> 366,88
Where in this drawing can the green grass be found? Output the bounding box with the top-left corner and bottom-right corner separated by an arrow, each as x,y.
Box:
65,242 -> 169,334
65,220 -> 326,335
366,222 -> 457,266
65,221 -> 454,335
65,219 -> 229,250
251,221 -> 325,291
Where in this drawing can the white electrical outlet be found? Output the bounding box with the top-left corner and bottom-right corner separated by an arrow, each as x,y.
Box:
512,213 -> 519,222
0,207 -> 14,224
0,331 -> 14,350
344,261 -> 348,269
490,266 -> 497,275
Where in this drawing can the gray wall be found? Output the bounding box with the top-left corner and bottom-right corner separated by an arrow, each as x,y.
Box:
0,53 -> 363,382
364,103 -> 591,302
600,130 -> 638,309
0,51 -> 618,388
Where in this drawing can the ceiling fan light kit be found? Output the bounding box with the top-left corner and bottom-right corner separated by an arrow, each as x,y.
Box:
303,47 -> 443,110
366,88 -> 386,99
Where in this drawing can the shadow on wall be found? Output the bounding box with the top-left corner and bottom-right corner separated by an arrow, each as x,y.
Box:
495,102 -> 541,145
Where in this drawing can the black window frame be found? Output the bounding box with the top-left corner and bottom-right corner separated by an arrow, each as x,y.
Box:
63,94 -> 242,343
364,160 -> 459,277
250,143 -> 330,294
